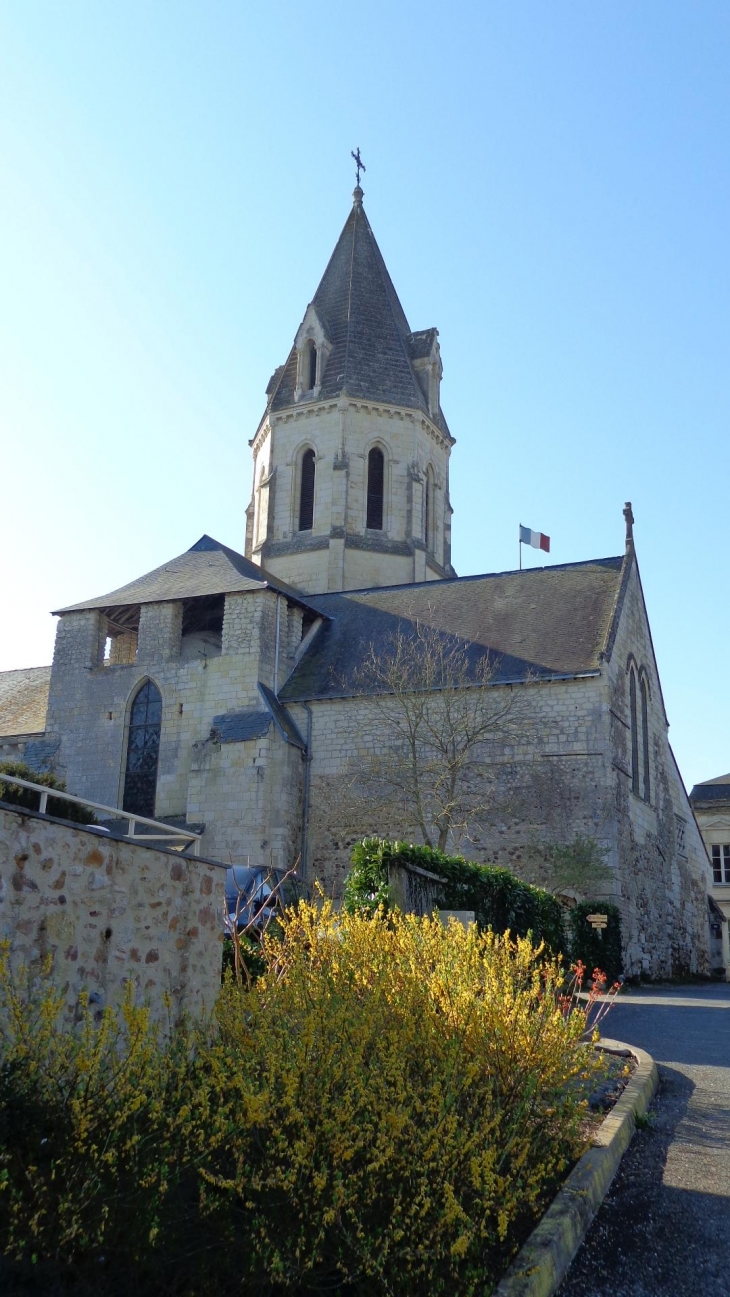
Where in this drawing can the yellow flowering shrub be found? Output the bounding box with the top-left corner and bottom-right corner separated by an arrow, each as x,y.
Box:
204,902 -> 599,1294
0,909 -> 600,1295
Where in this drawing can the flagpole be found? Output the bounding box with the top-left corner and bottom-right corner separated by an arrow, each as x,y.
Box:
519,536 -> 522,570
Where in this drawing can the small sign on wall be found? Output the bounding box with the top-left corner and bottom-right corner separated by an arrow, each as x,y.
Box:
586,913 -> 608,935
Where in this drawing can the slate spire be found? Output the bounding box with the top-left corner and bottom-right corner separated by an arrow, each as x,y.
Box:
267,191 -> 447,431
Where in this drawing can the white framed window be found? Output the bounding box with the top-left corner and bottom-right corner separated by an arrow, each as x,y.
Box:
711,844 -> 730,884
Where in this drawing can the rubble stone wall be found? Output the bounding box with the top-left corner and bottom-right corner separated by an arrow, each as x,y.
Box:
0,802 -> 224,1023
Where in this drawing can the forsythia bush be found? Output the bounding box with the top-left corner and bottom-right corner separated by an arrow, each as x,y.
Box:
0,908 -> 600,1295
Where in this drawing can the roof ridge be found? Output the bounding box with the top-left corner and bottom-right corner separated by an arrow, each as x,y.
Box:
306,555 -> 626,601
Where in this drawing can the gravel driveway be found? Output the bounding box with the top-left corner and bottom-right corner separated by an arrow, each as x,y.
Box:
559,983 -> 730,1297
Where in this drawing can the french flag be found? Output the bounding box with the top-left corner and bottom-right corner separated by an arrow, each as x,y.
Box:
519,524 -> 550,553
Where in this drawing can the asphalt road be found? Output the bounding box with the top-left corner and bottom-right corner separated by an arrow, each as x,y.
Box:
559,983 -> 730,1297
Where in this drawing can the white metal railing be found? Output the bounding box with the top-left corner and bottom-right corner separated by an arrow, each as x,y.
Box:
0,775 -> 202,856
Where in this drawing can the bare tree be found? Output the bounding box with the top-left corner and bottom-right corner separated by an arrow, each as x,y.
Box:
341,619 -> 529,853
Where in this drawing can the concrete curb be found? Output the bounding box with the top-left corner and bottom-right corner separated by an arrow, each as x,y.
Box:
493,1038 -> 659,1297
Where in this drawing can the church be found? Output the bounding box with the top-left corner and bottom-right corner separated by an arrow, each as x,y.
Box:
0,180 -> 715,978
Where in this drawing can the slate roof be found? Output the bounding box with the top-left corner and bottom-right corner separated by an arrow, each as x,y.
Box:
210,711 -> 271,744
55,535 -> 322,615
267,191 -> 451,438
0,666 -> 51,736
689,776 -> 730,806
407,328 -> 438,360
279,557 -> 626,702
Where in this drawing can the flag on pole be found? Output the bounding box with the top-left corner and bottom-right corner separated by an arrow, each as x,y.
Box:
519,525 -> 550,553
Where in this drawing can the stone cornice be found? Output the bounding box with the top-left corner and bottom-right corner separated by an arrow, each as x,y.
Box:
253,397 -> 453,454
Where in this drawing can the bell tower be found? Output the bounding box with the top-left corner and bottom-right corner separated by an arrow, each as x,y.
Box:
245,181 -> 456,594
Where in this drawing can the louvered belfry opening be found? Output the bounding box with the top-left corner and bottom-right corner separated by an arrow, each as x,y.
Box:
366,448 -> 384,530
299,449 -> 316,531
123,680 -> 162,818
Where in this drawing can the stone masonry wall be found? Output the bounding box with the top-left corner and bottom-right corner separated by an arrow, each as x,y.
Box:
292,675 -> 620,902
43,588 -> 286,834
187,728 -> 305,870
606,557 -> 711,976
0,802 -> 224,1023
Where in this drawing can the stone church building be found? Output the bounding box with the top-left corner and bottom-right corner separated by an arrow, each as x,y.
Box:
0,184 -> 714,977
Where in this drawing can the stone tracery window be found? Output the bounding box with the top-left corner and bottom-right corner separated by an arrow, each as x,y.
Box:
628,659 -> 651,803
299,448 -> 316,531
366,447 -> 384,530
629,665 -> 640,797
122,680 -> 162,819
640,673 -> 651,802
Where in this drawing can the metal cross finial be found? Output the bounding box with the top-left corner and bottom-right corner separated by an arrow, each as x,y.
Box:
351,147 -> 366,187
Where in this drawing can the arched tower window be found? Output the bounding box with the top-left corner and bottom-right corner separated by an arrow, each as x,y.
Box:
640,673 -> 651,802
425,467 -> 435,552
123,680 -> 162,818
366,447 -> 384,530
307,342 -> 317,391
629,666 -> 640,797
299,448 -> 316,531
255,462 -> 266,546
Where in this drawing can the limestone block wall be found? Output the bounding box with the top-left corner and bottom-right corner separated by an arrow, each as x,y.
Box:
293,675 -> 617,901
42,588 -> 288,830
0,802 -> 224,1023
249,399 -> 453,592
137,601 -> 184,664
187,728 -> 305,870
606,557 -> 711,976
0,736 -> 31,764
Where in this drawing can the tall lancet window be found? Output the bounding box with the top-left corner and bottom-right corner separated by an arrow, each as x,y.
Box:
123,680 -> 162,819
366,448 -> 384,530
640,674 -> 651,802
629,666 -> 640,797
299,448 -> 316,531
425,467 -> 435,552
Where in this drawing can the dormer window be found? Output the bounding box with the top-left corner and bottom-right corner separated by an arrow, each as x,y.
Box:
294,306 -> 331,402
307,341 -> 318,391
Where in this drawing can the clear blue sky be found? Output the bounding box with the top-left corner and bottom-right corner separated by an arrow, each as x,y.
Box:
1,1 -> 728,789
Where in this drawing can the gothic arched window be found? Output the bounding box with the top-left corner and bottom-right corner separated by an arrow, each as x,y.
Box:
123,680 -> 162,818
299,448 -> 316,531
366,447 -> 384,530
629,666 -> 640,797
640,673 -> 651,802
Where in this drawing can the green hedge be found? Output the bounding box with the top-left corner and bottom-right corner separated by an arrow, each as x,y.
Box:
345,838 -> 566,954
569,900 -> 623,983
0,761 -> 97,826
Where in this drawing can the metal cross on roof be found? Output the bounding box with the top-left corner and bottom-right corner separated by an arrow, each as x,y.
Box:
351,147 -> 366,187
